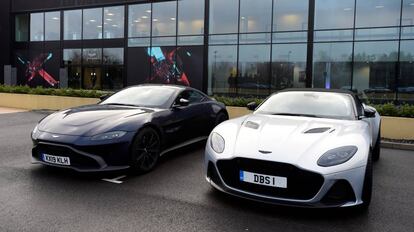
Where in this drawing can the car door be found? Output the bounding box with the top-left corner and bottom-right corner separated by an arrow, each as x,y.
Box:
162,90 -> 206,148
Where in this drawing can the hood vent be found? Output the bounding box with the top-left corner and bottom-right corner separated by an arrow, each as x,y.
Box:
304,127 -> 331,134
245,121 -> 260,129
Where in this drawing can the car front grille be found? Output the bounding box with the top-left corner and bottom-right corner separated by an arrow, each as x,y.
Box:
216,158 -> 324,200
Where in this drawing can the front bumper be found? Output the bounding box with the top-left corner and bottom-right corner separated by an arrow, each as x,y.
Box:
205,149 -> 366,208
31,131 -> 135,172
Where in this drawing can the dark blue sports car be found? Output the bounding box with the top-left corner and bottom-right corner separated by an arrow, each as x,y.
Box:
31,84 -> 228,173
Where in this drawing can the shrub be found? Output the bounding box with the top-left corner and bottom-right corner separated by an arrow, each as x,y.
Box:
0,85 -> 111,99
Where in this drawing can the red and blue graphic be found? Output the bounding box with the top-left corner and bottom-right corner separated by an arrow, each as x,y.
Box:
17,53 -> 59,87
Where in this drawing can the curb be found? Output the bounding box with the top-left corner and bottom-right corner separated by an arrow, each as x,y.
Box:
381,141 -> 414,151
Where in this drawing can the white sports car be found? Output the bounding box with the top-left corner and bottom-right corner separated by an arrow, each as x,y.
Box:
205,89 -> 381,208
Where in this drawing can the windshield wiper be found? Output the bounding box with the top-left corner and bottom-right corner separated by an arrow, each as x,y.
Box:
271,113 -> 321,118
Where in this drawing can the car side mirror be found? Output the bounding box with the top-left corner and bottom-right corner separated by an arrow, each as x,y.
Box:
364,108 -> 376,118
174,98 -> 190,108
99,94 -> 110,101
247,102 -> 258,111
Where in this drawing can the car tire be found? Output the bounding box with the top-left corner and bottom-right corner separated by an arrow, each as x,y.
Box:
357,150 -> 373,211
215,112 -> 228,126
372,129 -> 381,162
130,127 -> 161,174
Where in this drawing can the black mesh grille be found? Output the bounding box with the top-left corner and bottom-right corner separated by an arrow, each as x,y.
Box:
34,143 -> 100,169
216,158 -> 324,200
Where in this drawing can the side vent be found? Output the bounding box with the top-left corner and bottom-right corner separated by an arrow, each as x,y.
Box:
245,121 -> 260,129
304,127 -> 331,134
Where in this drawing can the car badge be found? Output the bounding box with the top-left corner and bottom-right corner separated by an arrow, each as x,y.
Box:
259,150 -> 272,154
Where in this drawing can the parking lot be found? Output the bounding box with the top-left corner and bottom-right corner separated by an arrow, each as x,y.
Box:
0,111 -> 413,232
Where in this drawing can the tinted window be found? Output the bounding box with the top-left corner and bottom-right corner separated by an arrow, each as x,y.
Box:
128,4 -> 151,38
83,8 -> 103,39
64,10 -> 82,40
315,0 -> 354,29
30,13 -> 44,41
152,1 -> 177,36
356,0 -> 401,28
15,14 -> 29,42
256,92 -> 356,120
240,0 -> 272,33
210,0 -> 239,34
104,6 -> 124,39
178,0 -> 205,35
273,0 -> 309,31
101,86 -> 177,108
45,11 -> 60,41
188,91 -> 205,103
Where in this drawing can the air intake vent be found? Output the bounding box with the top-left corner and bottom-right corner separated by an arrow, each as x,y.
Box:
304,127 -> 331,134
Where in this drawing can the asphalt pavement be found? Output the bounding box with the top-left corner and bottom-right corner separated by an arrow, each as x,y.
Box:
0,111 -> 413,232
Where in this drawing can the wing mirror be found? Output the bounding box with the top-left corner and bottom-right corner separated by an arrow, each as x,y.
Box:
364,108 -> 376,118
174,98 -> 190,108
247,102 -> 258,111
99,94 -> 110,101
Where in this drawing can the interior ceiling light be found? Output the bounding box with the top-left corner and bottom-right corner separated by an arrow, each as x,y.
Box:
89,19 -> 96,22
170,18 -> 176,21
52,17 -> 59,20
107,13 -> 114,16
142,16 -> 148,19
146,10 -> 151,13
153,19 -> 158,22
375,5 -> 384,9
343,8 -> 352,11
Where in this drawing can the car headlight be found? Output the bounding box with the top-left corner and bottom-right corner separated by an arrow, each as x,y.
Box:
91,131 -> 127,141
317,146 -> 358,167
210,132 -> 225,153
31,125 -> 40,140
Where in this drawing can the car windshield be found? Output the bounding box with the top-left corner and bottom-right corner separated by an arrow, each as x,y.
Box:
255,91 -> 356,120
101,86 -> 177,108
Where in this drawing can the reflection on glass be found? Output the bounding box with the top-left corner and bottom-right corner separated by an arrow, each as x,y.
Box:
272,43 -> 307,90
178,0 -> 204,35
177,36 -> 204,46
103,66 -> 124,90
209,34 -> 238,45
353,41 -> 398,101
315,0 -> 354,29
63,49 -> 82,65
83,8 -> 103,40
313,42 -> 353,90
240,0 -> 272,33
15,14 -> 29,42
356,0 -> 401,28
210,0 -> 239,34
402,0 -> 414,25
129,4 -> 151,38
273,32 -> 307,43
30,13 -> 44,41
128,38 -> 151,47
239,33 -> 271,44
238,45 -> 271,96
399,40 -> 414,102
273,0 -> 309,31
45,11 -> 60,41
64,10 -> 82,40
104,6 -> 124,39
83,48 -> 102,65
83,67 -> 102,89
314,30 -> 353,42
208,45 -> 238,95
402,26 -> 414,39
152,1 -> 177,36
355,28 -> 400,41
151,37 -> 177,46
103,48 -> 124,65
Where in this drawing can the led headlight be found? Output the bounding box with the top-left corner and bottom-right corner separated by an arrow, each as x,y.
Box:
31,125 -> 40,140
210,132 -> 225,153
91,131 -> 127,141
317,146 -> 358,167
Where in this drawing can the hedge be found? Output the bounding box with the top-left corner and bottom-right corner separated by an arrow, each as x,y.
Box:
1,85 -> 413,118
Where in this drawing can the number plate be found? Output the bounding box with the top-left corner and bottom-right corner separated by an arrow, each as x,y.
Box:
240,170 -> 287,188
42,153 -> 71,166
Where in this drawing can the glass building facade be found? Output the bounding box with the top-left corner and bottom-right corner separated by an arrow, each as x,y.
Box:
10,0 -> 414,103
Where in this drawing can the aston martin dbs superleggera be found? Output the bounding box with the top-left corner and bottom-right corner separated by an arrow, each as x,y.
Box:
31,84 -> 228,173
205,89 -> 381,209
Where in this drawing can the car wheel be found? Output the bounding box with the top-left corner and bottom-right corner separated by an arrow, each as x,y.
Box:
215,112 -> 228,126
372,129 -> 381,162
358,150 -> 373,210
130,127 -> 161,174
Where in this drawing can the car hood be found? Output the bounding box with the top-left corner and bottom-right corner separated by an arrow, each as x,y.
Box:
214,113 -> 370,171
38,105 -> 156,136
